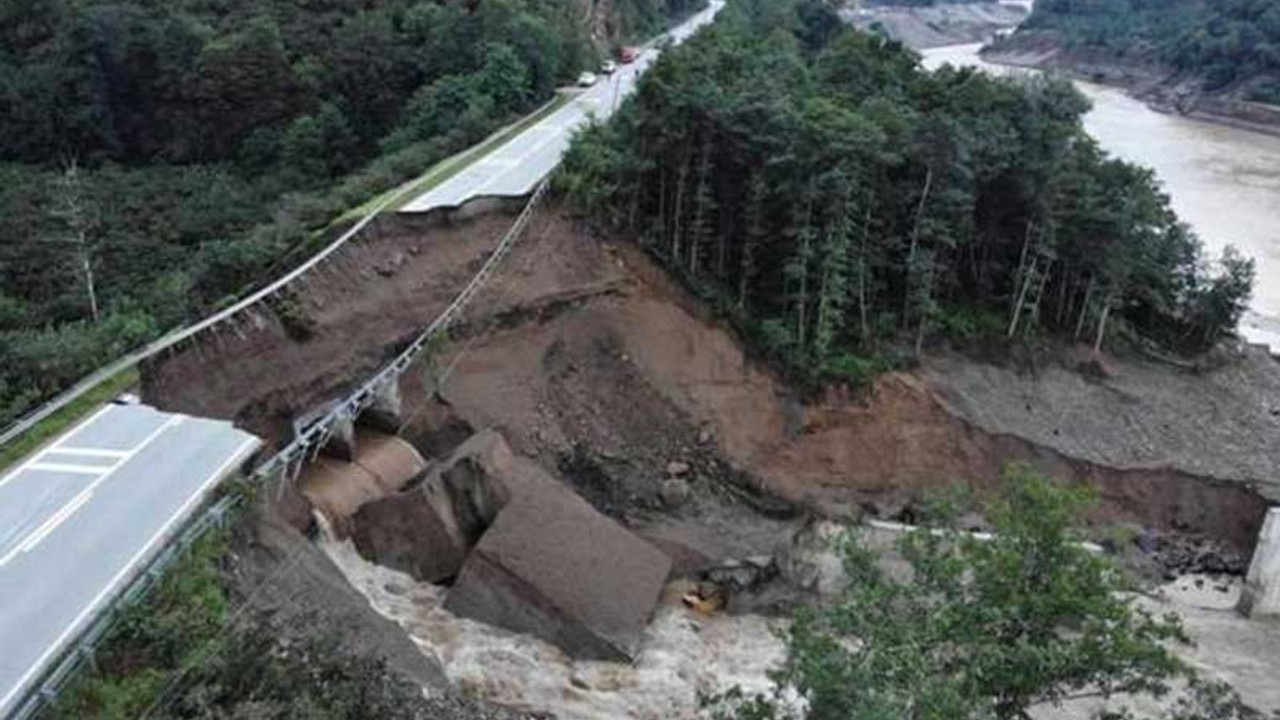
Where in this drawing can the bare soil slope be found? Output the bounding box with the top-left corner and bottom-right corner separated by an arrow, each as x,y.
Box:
145,205 -> 1276,550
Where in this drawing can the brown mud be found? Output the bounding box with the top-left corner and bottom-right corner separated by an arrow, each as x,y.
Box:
143,205 -> 1277,553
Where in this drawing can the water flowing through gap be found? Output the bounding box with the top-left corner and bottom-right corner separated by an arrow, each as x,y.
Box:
316,518 -> 788,720
922,43 -> 1280,352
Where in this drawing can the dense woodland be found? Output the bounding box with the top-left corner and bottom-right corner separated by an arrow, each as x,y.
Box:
560,0 -> 1255,384
1021,0 -> 1280,102
0,0 -> 701,425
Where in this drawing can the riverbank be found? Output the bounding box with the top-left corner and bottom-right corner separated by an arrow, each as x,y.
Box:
981,31 -> 1280,138
844,2 -> 1027,49
921,42 -> 1280,356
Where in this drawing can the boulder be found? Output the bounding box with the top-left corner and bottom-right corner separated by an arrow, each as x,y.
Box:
445,484 -> 672,661
350,430 -> 558,583
659,477 -> 690,508
666,460 -> 691,477
352,485 -> 469,584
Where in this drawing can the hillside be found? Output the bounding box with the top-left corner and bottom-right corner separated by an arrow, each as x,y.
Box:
845,2 -> 1028,48
985,0 -> 1280,133
0,0 -> 700,430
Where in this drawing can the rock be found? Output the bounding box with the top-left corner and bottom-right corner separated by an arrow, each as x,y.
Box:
350,431 -> 557,583
445,483 -> 671,662
666,460 -> 691,477
956,512 -> 985,533
704,556 -> 778,593
352,482 -> 471,584
780,518 -> 849,596
660,477 -> 690,508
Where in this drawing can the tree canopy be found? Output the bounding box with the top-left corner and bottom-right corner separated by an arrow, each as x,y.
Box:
558,0 -> 1254,386
711,468 -> 1252,720
1019,0 -> 1280,102
0,0 -> 701,426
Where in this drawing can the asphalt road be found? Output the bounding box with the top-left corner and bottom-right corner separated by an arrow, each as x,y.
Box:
0,403 -> 259,718
400,0 -> 724,213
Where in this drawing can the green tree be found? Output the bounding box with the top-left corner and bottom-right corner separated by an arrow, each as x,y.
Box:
715,468 -> 1249,720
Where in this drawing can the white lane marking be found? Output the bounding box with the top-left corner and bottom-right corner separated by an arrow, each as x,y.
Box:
43,447 -> 129,458
13,493 -> 92,556
0,416 -> 183,568
0,433 -> 259,715
24,463 -> 109,476
0,405 -> 118,492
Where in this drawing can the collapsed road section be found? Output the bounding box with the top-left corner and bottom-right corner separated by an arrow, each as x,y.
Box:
0,403 -> 259,719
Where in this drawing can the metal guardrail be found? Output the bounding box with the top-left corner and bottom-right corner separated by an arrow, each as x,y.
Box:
0,93 -> 564,452
4,182 -> 549,720
9,492 -> 241,720
255,180 -> 549,482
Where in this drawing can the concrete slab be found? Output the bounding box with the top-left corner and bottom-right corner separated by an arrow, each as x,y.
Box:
1240,508 -> 1280,618
445,483 -> 672,661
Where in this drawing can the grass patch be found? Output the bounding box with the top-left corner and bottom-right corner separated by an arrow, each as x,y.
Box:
44,527 -> 232,720
0,368 -> 139,474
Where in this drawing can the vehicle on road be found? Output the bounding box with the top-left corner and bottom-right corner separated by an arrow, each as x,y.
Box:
577,71 -> 598,87
620,47 -> 638,64
601,60 -> 618,75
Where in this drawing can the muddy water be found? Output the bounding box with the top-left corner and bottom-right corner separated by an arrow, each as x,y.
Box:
318,530 -> 788,720
922,43 -> 1280,351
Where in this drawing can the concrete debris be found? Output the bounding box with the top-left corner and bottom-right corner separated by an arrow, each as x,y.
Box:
666,460 -> 691,477
300,430 -> 429,538
445,480 -> 672,661
1134,530 -> 1250,581
779,518 -> 850,597
704,556 -> 778,594
1239,509 -> 1280,618
351,430 -> 555,582
659,477 -> 690,508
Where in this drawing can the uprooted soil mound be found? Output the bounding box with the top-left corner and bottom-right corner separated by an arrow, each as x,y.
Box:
144,204 -> 1276,551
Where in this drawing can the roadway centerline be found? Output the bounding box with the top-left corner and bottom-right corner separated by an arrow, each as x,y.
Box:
0,415 -> 184,568
0,431 -> 260,715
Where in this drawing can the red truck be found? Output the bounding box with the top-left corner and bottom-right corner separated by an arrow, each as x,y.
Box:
620,47 -> 638,64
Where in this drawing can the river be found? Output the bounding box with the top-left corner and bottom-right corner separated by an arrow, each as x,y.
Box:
921,43 -> 1280,351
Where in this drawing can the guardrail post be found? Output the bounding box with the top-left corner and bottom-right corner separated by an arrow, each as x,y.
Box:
321,415 -> 358,462
362,377 -> 404,433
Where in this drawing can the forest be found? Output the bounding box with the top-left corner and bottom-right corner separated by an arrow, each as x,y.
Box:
558,0 -> 1255,385
0,0 -> 702,426
1022,0 -> 1280,102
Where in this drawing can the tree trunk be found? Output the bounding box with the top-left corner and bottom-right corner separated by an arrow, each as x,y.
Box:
1074,277 -> 1095,341
1012,220 -> 1034,312
1007,259 -> 1035,338
903,166 -> 934,327
915,253 -> 935,359
1093,291 -> 1113,354
859,205 -> 872,341
657,167 -> 667,250
79,234 -> 99,322
672,158 -> 689,265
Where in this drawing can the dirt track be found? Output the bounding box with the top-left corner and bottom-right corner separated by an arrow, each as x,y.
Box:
145,205 -> 1276,550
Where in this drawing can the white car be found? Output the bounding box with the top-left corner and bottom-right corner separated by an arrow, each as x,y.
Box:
601,60 -> 618,75
577,71 -> 598,87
